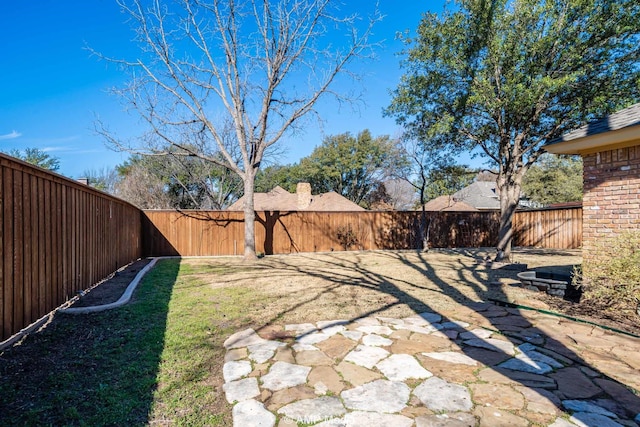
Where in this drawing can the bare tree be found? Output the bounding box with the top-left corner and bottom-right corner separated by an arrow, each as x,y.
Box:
115,163 -> 174,209
82,167 -> 121,194
97,0 -> 380,260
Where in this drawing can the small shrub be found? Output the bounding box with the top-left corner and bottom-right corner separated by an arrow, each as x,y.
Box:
581,231 -> 640,320
336,224 -> 359,251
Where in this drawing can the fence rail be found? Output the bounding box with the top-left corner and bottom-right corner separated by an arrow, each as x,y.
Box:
143,210 -> 500,256
1,154 -> 142,342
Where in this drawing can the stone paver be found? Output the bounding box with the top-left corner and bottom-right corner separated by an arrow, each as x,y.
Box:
295,350 -> 333,366
342,411 -> 414,427
498,354 -> 554,374
414,377 -> 473,412
478,367 -> 557,389
222,310 -> 640,427
362,333 -> 393,347
594,378 -> 640,418
460,328 -> 493,340
264,385 -> 315,411
464,337 -> 516,355
422,351 -> 478,366
248,340 -> 286,363
308,366 -> 345,394
335,360 -> 382,386
316,334 -> 358,359
223,377 -> 260,403
516,386 -> 561,415
416,355 -> 478,383
296,331 -> 332,345
339,330 -> 364,341
416,413 -> 476,427
356,325 -> 393,335
225,347 -> 247,362
232,399 -> 275,427
562,399 -> 619,418
518,343 -> 565,368
468,383 -> 525,410
261,361 -> 311,391
376,353 -> 432,381
224,328 -> 266,349
569,412 -> 624,427
341,379 -> 410,413
277,396 -> 345,423
342,344 -> 389,369
223,360 -> 252,382
549,419 -> 577,427
550,367 -> 602,399
474,406 -> 529,427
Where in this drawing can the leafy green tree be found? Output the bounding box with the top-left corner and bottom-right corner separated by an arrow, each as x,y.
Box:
7,148 -> 60,171
255,164 -> 303,193
299,130 -> 407,207
522,154 -> 582,206
425,164 -> 476,202
387,0 -> 640,260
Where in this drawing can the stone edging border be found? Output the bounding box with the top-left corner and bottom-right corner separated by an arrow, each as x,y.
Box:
61,258 -> 159,314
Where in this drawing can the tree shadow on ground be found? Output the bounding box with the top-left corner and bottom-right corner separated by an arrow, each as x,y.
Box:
253,249 -> 640,423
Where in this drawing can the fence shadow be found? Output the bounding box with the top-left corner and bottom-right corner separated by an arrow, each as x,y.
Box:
0,259 -> 180,425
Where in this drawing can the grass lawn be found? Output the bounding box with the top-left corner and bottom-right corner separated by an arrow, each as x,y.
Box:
0,249 -> 583,425
0,259 -> 265,426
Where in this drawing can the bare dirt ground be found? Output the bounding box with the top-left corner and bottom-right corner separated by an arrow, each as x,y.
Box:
69,259 -> 152,307
72,247 -> 636,335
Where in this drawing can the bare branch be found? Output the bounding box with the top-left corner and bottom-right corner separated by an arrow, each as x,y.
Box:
96,0 -> 380,259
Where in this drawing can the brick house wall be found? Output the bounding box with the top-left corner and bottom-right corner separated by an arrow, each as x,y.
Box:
582,143 -> 640,255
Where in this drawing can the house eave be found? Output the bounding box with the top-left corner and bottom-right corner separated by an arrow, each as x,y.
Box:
544,125 -> 640,155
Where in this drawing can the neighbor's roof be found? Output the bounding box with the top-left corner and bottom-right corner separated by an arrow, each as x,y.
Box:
227,186 -> 365,211
227,186 -> 292,211
307,191 -> 365,211
423,195 -> 478,212
545,103 -> 640,155
452,181 -> 500,210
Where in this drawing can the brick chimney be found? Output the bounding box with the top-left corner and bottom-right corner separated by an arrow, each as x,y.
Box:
296,182 -> 312,210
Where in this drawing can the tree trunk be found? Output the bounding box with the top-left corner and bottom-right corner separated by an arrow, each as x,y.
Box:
420,204 -> 429,251
417,185 -> 429,251
243,173 -> 258,261
495,180 -> 521,262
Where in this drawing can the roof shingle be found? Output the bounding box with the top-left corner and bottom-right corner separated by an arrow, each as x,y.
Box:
552,103 -> 640,143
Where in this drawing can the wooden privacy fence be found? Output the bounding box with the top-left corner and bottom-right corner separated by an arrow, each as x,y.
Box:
1,154 -> 142,342
143,208 -> 582,257
512,207 -> 582,249
143,210 -> 502,256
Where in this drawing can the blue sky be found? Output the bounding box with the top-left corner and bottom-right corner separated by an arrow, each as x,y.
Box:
1,1 -> 454,178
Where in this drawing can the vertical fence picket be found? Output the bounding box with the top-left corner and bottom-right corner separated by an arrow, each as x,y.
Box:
3,168 -> 14,340
0,154 -> 142,342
